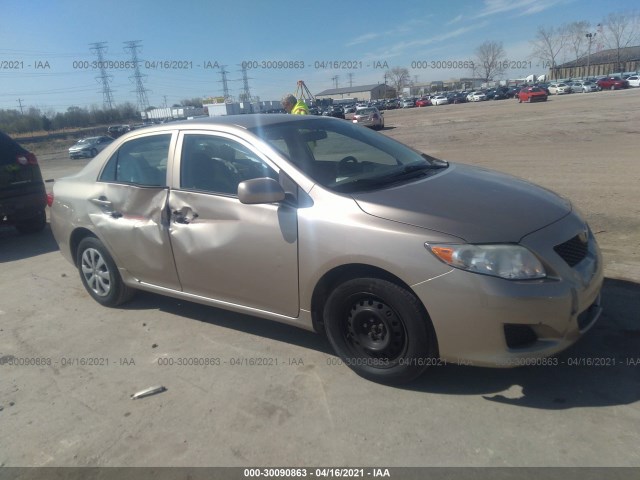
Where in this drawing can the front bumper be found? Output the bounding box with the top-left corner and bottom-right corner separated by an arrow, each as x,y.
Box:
69,149 -> 92,159
413,212 -> 603,367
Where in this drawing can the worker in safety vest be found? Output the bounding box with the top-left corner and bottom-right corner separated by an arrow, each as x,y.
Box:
281,93 -> 309,115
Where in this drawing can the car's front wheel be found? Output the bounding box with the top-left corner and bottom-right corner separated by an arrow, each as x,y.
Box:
76,237 -> 135,306
323,278 -> 438,384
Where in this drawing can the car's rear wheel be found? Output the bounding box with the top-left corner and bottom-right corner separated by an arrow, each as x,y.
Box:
323,278 -> 438,385
15,210 -> 46,234
76,237 -> 135,306
90,148 -> 98,157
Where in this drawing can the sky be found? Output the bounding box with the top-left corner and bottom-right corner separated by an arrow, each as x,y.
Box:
0,0 -> 635,113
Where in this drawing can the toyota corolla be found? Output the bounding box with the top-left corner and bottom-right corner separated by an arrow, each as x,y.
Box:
50,115 -> 603,384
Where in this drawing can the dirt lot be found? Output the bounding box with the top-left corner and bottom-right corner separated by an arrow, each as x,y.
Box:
1,90 -> 639,470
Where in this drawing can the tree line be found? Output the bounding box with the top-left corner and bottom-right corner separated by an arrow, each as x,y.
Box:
384,9 -> 639,91
0,98 -> 204,136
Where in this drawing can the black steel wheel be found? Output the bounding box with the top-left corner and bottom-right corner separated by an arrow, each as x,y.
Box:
76,237 -> 135,307
323,278 -> 438,384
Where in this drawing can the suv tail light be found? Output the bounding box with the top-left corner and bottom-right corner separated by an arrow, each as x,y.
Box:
17,152 -> 38,165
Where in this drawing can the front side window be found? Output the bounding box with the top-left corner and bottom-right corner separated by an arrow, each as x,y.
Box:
180,134 -> 278,195
100,134 -> 170,186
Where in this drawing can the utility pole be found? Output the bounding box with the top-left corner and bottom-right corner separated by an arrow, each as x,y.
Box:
89,41 -> 115,109
331,75 -> 339,89
17,99 -> 24,114
237,63 -> 252,102
124,40 -> 150,112
219,65 -> 231,101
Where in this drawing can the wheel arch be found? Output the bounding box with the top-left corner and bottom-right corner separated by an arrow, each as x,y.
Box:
69,227 -> 98,267
310,263 -> 432,335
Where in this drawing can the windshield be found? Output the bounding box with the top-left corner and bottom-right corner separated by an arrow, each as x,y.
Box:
249,117 -> 448,193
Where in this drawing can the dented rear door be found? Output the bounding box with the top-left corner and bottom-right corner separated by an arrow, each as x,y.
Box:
91,132 -> 181,290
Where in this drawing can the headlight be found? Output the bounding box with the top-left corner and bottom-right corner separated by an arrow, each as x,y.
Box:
427,243 -> 546,280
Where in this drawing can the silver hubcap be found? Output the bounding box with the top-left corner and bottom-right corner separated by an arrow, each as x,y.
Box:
81,248 -> 111,297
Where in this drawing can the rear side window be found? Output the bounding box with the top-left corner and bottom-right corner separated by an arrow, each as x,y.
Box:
100,134 -> 170,186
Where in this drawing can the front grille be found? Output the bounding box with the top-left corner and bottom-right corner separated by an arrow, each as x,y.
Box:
554,234 -> 588,267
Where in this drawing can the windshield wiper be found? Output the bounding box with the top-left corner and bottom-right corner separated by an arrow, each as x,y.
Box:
333,162 -> 447,193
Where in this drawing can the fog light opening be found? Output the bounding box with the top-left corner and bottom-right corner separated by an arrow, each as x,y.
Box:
504,324 -> 538,349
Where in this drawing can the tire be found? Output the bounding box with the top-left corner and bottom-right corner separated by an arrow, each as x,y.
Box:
323,278 -> 438,385
76,237 -> 135,307
15,210 -> 46,234
90,148 -> 98,157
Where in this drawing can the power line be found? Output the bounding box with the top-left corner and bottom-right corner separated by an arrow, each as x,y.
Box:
89,42 -> 115,109
123,40 -> 150,112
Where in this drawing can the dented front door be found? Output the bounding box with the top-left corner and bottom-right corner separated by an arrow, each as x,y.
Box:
167,131 -> 299,318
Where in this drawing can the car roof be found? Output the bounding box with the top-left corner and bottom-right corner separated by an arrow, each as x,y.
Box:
115,115 -> 351,139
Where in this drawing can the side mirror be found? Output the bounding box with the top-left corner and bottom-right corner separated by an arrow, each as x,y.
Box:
238,177 -> 285,204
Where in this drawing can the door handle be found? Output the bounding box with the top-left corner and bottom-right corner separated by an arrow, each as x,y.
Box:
91,197 -> 122,218
91,197 -> 113,208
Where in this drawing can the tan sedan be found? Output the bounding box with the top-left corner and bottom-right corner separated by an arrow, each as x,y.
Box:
50,115 -> 603,384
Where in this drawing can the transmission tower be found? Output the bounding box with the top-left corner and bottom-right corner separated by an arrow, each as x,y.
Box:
237,63 -> 253,102
124,40 -> 150,111
219,65 -> 231,101
90,42 -> 115,109
331,75 -> 339,88
347,73 -> 354,87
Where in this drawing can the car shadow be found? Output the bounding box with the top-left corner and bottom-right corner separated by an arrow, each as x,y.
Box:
119,277 -> 639,409
121,290 -> 335,355
0,223 -> 59,262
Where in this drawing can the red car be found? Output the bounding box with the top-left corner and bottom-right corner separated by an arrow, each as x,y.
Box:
518,87 -> 548,103
415,97 -> 431,107
596,77 -> 629,90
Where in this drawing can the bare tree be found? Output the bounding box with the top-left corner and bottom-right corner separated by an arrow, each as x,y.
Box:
473,41 -> 507,83
530,26 -> 567,80
385,67 -> 410,95
567,21 -> 590,65
601,11 -> 640,72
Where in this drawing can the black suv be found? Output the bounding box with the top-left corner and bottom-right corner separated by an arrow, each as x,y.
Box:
0,131 -> 47,233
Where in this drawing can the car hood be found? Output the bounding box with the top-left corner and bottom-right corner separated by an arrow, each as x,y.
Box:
352,163 -> 571,243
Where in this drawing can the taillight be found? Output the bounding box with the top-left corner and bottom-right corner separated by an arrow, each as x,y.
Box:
47,192 -> 54,207
17,152 -> 38,165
